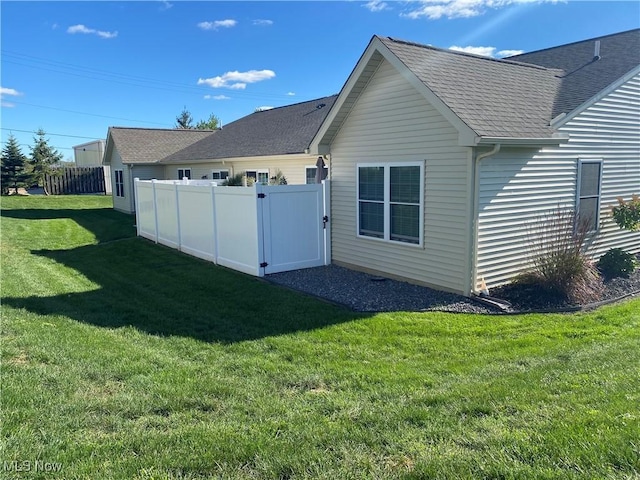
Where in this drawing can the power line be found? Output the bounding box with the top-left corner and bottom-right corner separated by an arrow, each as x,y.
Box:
6,100 -> 172,127
2,49 -> 298,101
1,127 -> 100,140
0,140 -> 73,151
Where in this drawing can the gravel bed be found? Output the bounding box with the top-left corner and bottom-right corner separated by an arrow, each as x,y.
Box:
267,262 -> 640,314
267,265 -> 496,314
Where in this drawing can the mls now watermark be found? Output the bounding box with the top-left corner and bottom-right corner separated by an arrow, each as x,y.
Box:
3,460 -> 63,473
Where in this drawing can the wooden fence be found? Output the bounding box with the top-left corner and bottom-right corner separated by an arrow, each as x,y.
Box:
44,167 -> 106,195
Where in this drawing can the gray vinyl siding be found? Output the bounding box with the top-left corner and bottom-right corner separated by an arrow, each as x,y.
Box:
330,59 -> 473,294
476,73 -> 640,288
125,164 -> 163,213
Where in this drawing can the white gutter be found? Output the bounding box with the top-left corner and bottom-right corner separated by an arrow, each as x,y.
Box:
475,136 -> 568,146
469,143 -> 501,295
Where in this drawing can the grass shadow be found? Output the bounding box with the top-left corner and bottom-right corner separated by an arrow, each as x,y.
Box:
4,238 -> 362,343
0,207 -> 136,244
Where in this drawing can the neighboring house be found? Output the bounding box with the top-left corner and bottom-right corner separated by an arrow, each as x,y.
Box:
103,95 -> 336,213
104,129 -> 215,213
310,29 -> 640,295
73,139 -> 105,166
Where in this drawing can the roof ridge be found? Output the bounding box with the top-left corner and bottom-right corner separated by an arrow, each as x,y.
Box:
251,94 -> 339,114
507,28 -> 640,58
381,36 -> 558,73
109,126 -> 218,132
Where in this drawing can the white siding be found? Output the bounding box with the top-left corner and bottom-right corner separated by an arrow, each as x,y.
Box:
476,150 -> 578,287
330,59 -> 473,294
107,149 -> 129,214
477,74 -> 640,288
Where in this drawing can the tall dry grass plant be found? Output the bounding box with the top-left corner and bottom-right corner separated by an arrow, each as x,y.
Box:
519,207 -> 604,305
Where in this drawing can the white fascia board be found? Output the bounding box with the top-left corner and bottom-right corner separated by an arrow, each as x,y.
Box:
474,135 -> 570,147
310,36 -> 479,153
103,128 -> 115,165
309,36 -> 382,154
551,65 -> 640,129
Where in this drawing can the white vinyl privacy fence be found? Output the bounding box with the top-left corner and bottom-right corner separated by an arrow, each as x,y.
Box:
134,178 -> 331,276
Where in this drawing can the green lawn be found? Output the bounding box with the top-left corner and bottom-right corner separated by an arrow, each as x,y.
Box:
1,195 -> 639,480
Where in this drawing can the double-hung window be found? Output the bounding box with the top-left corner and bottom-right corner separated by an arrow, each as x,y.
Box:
211,169 -> 229,180
577,159 -> 603,232
246,169 -> 269,185
357,162 -> 424,245
177,168 -> 191,180
114,169 -> 124,197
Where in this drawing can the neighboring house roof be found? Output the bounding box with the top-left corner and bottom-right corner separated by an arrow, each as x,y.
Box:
105,95 -> 337,165
164,95 -> 338,163
105,128 -> 216,165
313,29 -> 640,150
506,28 -> 640,119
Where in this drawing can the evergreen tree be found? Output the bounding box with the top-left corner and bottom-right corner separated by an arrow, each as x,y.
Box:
175,107 -> 194,129
29,129 -> 63,196
1,135 -> 29,195
175,108 -> 219,130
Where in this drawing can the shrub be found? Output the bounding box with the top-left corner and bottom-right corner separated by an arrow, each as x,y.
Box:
611,194 -> 640,231
516,207 -> 604,305
597,248 -> 638,278
222,172 -> 254,186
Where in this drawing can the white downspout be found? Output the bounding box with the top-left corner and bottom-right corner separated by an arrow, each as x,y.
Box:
470,143 -> 501,295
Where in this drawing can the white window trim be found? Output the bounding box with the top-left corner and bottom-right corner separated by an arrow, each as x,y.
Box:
177,168 -> 191,180
576,158 -> 603,232
211,169 -> 229,180
356,161 -> 425,247
114,169 -> 124,198
246,169 -> 269,184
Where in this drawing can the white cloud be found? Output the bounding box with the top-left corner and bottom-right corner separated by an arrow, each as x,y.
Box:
253,19 -> 273,26
498,49 -> 525,57
1,87 -> 22,97
0,87 -> 22,108
159,0 -> 173,10
197,70 -> 276,90
255,106 -> 274,112
286,92 -> 296,96
363,0 -> 390,12
449,45 -> 526,58
198,19 -> 237,31
67,24 -> 118,39
402,0 -> 558,20
204,94 -> 231,100
449,45 -> 496,57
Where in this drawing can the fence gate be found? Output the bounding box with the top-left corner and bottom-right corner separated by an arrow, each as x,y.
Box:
134,179 -> 331,278
258,183 -> 330,275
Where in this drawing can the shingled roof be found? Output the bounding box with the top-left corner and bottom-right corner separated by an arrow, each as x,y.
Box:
314,30 -> 639,150
105,128 -> 215,165
506,28 -> 640,119
163,95 -> 337,163
378,36 -> 564,138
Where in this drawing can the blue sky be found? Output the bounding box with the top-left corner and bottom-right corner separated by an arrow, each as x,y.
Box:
1,1 -> 639,161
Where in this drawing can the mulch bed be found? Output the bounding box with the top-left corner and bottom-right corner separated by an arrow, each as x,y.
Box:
490,256 -> 640,312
